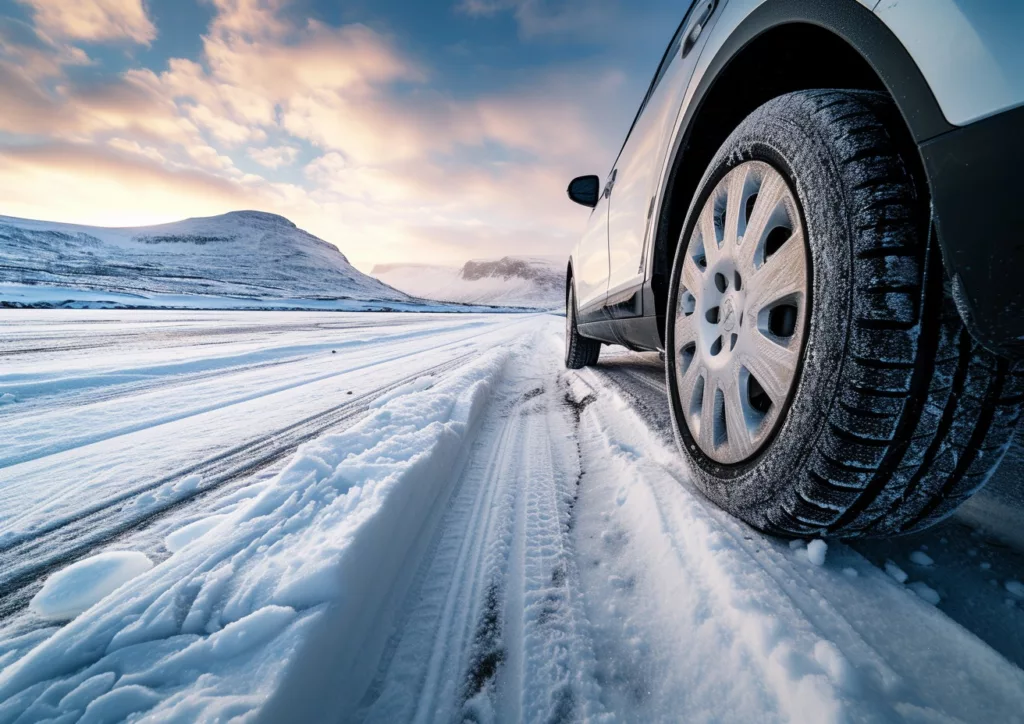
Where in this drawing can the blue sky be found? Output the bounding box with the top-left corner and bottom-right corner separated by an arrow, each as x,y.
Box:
0,0 -> 683,269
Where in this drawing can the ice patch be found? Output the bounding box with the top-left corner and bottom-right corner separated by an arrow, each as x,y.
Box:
1006,580 -> 1024,598
0,392 -> 17,405
30,552 -> 153,621
165,515 -> 228,553
806,539 -> 827,566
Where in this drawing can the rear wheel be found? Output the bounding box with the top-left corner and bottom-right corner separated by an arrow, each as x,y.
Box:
565,282 -> 600,369
665,89 -> 1022,538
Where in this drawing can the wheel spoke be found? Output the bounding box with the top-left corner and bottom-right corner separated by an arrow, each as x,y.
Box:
699,205 -> 721,269
681,254 -> 704,297
747,229 -> 806,313
677,361 -> 702,417
724,373 -> 754,459
699,375 -> 717,451
742,330 -> 800,405
674,309 -> 697,346
743,173 -> 787,252
723,166 -> 748,252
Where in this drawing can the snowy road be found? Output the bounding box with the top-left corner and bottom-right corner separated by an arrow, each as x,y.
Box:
1,311 -> 1023,722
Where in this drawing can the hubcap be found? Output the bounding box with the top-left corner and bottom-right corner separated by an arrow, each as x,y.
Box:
673,161 -> 808,464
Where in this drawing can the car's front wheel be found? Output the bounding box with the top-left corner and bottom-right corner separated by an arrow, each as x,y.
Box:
665,90 -> 1022,538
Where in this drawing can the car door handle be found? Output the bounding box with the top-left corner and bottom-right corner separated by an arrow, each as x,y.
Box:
682,0 -> 717,58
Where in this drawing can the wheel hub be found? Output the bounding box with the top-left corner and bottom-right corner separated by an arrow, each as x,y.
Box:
673,160 -> 808,464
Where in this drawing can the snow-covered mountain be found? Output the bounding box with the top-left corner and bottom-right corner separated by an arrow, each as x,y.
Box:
0,211 -> 411,306
373,256 -> 564,309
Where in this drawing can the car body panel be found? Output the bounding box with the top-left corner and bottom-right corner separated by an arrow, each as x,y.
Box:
572,174 -> 612,316
875,0 -> 1024,126
606,0 -> 709,309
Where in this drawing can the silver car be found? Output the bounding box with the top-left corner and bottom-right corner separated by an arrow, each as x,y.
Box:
564,0 -> 1024,538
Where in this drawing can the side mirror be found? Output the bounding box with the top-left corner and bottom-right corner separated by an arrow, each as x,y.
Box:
567,175 -> 600,208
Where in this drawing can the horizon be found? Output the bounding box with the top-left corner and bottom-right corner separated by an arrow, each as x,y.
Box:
0,0 -> 684,272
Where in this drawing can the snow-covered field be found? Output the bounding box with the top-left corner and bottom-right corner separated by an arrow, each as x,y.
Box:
373,257 -> 563,309
1,310 -> 1023,722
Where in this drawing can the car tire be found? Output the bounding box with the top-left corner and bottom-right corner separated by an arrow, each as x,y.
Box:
665,89 -> 1023,538
565,282 -> 601,369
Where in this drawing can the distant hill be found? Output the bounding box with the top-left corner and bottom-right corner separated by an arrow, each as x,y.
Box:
373,256 -> 564,309
0,211 -> 412,308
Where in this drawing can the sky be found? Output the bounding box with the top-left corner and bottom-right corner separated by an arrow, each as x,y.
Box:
0,0 -> 683,271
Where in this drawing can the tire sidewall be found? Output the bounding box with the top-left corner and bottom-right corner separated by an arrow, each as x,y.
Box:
666,103 -> 855,527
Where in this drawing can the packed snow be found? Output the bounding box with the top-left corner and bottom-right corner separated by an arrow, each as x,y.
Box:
1,310 -> 1023,723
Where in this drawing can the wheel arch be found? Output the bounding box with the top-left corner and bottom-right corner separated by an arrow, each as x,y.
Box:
650,0 -> 944,343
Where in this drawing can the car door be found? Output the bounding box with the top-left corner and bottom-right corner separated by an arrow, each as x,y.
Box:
572,170 -> 614,318
605,0 -> 720,315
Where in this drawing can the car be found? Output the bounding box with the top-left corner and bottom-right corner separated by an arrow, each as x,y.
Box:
563,0 -> 1024,538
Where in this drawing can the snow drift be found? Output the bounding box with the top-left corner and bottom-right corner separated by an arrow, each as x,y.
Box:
0,349 -> 510,722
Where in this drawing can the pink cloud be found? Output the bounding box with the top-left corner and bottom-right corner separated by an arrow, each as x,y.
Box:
0,0 -> 630,269
17,0 -> 156,45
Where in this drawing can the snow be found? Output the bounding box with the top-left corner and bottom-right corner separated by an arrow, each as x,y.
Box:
164,515 -> 228,553
0,212 -> 530,313
908,582 -> 941,605
1,311 -> 1023,722
373,256 -> 563,309
0,210 -> 406,304
29,552 -> 154,621
806,539 -> 828,566
884,561 -> 909,584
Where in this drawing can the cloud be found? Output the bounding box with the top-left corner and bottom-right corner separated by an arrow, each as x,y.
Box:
17,0 -> 157,45
0,0 -> 640,270
249,145 -> 298,169
455,0 -> 619,39
0,143 -> 252,226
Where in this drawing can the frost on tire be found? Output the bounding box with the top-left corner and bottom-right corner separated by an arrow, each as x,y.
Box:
665,89 -> 1022,539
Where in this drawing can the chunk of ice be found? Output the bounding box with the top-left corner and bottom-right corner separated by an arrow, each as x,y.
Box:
909,551 -> 934,567
885,561 -> 908,584
806,539 -> 827,566
30,551 -> 153,621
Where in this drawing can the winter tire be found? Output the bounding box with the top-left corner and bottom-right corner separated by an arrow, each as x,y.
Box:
565,281 -> 601,369
665,90 -> 1023,538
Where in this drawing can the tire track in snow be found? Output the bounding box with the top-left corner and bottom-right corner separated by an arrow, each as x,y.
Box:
355,333 -> 605,723
0,319 -> 498,468
0,352 -> 480,622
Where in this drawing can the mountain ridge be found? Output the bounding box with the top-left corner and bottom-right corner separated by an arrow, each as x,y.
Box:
372,255 -> 563,309
0,210 -> 403,304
